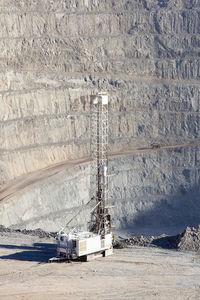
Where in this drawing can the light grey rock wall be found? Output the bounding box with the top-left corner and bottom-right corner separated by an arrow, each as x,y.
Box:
1,146 -> 199,232
0,78 -> 199,185
110,147 -> 200,230
0,0 -> 200,231
0,164 -> 91,231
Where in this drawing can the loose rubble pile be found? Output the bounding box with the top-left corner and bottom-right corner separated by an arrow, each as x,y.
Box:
114,225 -> 200,252
175,226 -> 200,252
1,224 -> 200,252
0,225 -> 56,238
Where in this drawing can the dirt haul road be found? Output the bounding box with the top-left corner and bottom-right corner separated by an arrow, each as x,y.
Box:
0,232 -> 200,300
0,142 -> 199,206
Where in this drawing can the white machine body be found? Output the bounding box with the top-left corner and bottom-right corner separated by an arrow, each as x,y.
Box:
57,231 -> 112,259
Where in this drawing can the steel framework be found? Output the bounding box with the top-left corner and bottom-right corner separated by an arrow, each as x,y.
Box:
90,93 -> 111,238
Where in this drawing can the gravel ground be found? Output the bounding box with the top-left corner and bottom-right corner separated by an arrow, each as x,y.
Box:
0,231 -> 200,300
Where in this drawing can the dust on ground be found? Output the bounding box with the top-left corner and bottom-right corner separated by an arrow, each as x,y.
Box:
0,230 -> 200,300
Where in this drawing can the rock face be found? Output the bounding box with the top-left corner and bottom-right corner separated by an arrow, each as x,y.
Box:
0,0 -> 200,231
1,147 -> 200,232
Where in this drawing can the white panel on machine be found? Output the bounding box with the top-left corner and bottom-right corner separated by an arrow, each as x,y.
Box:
101,95 -> 108,105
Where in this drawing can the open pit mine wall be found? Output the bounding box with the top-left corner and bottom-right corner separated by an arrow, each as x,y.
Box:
0,0 -> 200,230
1,147 -> 200,232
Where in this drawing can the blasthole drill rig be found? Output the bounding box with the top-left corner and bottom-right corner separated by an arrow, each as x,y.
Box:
54,93 -> 113,261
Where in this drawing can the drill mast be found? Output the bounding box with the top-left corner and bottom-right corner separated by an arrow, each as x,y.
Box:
54,93 -> 113,261
90,93 -> 111,237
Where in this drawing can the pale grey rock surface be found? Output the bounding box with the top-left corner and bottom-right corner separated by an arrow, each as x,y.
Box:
1,146 -> 200,233
0,0 -> 200,232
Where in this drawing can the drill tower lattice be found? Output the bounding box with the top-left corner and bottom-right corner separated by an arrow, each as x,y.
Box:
54,93 -> 113,262
90,93 -> 111,238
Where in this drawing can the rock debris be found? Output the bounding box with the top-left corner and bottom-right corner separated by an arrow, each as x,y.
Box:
114,225 -> 200,252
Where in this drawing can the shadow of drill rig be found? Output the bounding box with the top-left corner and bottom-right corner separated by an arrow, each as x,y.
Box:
0,242 -> 56,263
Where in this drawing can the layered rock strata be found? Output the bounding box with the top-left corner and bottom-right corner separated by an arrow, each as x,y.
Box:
0,0 -> 199,230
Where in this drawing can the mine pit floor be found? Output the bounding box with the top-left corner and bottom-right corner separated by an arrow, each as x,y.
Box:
0,231 -> 200,300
